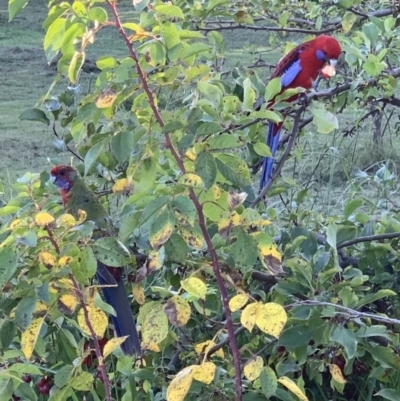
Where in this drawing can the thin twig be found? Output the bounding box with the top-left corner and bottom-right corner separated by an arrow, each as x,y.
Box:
290,300 -> 400,326
52,122 -> 84,162
337,232 -> 400,249
106,1 -> 243,398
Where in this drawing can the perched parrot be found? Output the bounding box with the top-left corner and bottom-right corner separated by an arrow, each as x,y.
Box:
255,35 -> 342,191
50,165 -> 141,356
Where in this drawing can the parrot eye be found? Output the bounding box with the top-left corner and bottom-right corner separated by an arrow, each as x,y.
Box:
59,168 -> 65,176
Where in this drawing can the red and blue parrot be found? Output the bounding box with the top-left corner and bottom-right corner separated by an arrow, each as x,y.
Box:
255,35 -> 342,191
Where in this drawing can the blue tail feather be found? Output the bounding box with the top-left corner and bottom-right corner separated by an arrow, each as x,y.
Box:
96,262 -> 141,356
259,123 -> 281,192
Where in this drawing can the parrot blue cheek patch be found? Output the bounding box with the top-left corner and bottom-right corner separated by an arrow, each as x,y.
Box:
316,49 -> 326,61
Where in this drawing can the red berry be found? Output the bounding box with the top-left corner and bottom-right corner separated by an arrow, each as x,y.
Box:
22,374 -> 32,383
12,395 -> 21,401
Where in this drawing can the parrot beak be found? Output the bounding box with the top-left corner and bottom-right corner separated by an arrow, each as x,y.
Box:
50,175 -> 57,184
329,59 -> 337,67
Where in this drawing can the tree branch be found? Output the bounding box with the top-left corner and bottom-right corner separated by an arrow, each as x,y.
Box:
337,232 -> 400,250
106,2 -> 243,398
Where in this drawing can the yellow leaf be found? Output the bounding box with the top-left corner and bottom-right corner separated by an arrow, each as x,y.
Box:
95,88 -> 117,108
164,295 -> 191,327
35,302 -> 48,313
34,212 -> 54,226
142,304 -> 168,350
112,178 -> 133,194
184,149 -> 197,161
149,220 -> 174,250
218,211 -> 241,232
255,302 -> 287,338
58,293 -> 79,314
229,294 -> 249,312
193,362 -> 216,384
21,316 -> 45,360
77,306 -> 108,338
58,256 -> 73,266
147,249 -> 164,272
166,366 -> 195,401
103,337 -> 129,358
77,209 -> 87,224
178,173 -> 204,188
181,277 -> 207,300
194,340 -> 215,355
38,252 -> 57,268
329,364 -> 347,384
244,356 -> 264,381
241,302 -> 261,332
133,283 -> 145,305
57,214 -> 76,227
180,226 -> 204,249
257,240 -> 284,275
278,376 -> 308,401
10,219 -> 24,229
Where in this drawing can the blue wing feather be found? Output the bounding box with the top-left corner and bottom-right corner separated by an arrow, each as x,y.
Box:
96,262 -> 141,356
280,59 -> 302,88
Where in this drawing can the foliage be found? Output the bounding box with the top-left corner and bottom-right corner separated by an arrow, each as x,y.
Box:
3,0 -> 400,400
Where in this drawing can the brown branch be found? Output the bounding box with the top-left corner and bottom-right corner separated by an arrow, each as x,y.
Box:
290,300 -> 400,326
337,232 -> 400,250
106,2 -> 243,398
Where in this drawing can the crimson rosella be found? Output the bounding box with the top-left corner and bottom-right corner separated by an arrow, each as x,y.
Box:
50,165 -> 141,356
255,35 -> 341,191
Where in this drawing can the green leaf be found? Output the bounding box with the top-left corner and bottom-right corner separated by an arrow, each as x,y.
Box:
92,238 -> 131,266
162,121 -> 184,133
0,321 -> 16,349
344,198 -> 363,219
159,21 -> 180,50
363,61 -> 386,77
19,108 -> 50,126
310,105 -> 338,134
44,17 -> 66,61
278,326 -> 315,348
198,82 -> 223,109
54,365 -> 74,388
208,134 -> 241,149
364,344 -> 400,371
265,77 -> 282,103
164,234 -> 189,263
326,222 -> 337,249
15,296 -> 37,331
196,122 -> 223,136
374,389 -> 400,401
253,142 -> 272,157
84,140 -> 106,176
8,0 -> 29,21
0,247 -> 18,289
195,152 -> 217,190
181,43 -> 212,60
341,11 -> 357,33
88,7 -> 108,23
216,154 -> 252,188
9,363 -> 42,376
229,228 -> 258,273
260,366 -> 278,397
329,326 -> 357,359
171,196 -> 196,226
14,381 -> 38,401
140,196 -> 170,224
111,131 -> 134,163
355,289 -> 396,309
48,385 -> 73,401
69,371 -> 94,391
0,379 -> 13,401
68,51 -> 85,83
249,110 -> 282,123
150,209 -> 175,249
155,4 -> 184,19
243,78 -> 255,111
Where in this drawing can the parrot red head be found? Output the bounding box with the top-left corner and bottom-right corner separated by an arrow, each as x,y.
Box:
312,35 -> 341,67
50,165 -> 78,192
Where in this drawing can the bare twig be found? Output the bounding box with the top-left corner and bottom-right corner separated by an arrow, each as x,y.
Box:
52,122 -> 84,162
106,1 -> 243,398
290,300 -> 400,326
337,232 -> 400,250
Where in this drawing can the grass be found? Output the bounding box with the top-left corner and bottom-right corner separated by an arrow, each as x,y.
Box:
1,2 -> 400,215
